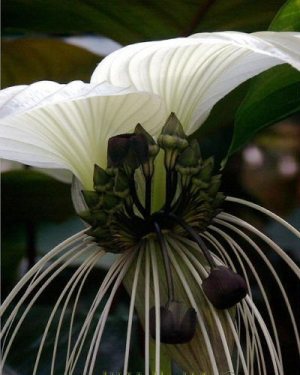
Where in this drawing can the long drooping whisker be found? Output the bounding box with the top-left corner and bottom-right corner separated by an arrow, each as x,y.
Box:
204,229 -> 275,373
218,212 -> 299,277
244,296 -> 283,375
0,230 -> 88,316
65,252 -> 130,374
168,236 -> 247,374
214,213 -> 300,354
1,233 -> 91,344
200,230 -> 259,367
1,234 -> 91,365
237,301 -> 267,374
208,224 -> 284,368
1,240 -> 98,370
123,248 -> 144,375
32,250 -> 104,375
82,249 -> 138,375
50,250 -> 104,375
149,239 -> 161,375
225,196 -> 300,237
144,243 -> 150,375
65,252 -> 104,369
165,237 -> 219,375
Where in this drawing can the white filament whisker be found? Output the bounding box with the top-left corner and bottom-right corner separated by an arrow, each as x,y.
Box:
123,247 -> 144,375
50,250 -> 104,375
149,239 -> 161,375
166,237 -> 219,375
82,248 -> 138,375
225,197 -> 300,238
33,249 -> 103,375
65,252 -> 129,374
1,242 -> 97,370
144,242 -> 150,375
215,214 -> 300,355
208,224 -> 283,368
169,235 -> 247,374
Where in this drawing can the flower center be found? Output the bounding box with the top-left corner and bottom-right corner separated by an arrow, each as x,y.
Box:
80,112 -> 224,254
79,113 -> 247,344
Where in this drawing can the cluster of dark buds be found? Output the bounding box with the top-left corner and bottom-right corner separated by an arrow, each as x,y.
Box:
79,112 -> 247,344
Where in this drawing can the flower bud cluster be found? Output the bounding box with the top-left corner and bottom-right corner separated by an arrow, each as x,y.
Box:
79,113 -> 225,253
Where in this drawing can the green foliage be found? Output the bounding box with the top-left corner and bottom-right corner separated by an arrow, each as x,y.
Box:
228,65 -> 300,156
3,0 -> 285,44
269,0 -> 300,31
227,0 -> 300,157
2,39 -> 101,88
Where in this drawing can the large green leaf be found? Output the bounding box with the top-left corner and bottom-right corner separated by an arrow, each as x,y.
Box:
269,0 -> 300,31
228,65 -> 300,156
2,39 -> 101,88
227,0 -> 300,157
3,0 -> 285,44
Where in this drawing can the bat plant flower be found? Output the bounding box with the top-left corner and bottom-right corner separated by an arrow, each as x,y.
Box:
1,32 -> 300,375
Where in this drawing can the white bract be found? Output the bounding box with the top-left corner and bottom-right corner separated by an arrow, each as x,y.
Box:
0,32 -> 299,375
91,31 -> 300,134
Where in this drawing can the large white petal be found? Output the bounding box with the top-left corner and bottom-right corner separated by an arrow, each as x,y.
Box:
0,81 -> 127,117
0,81 -> 167,188
91,31 -> 300,134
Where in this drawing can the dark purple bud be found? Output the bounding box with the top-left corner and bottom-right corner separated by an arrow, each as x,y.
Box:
202,266 -> 248,309
149,301 -> 196,344
130,133 -> 149,164
107,134 -> 132,167
107,133 -> 149,169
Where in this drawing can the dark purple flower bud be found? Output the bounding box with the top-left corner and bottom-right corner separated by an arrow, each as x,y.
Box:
202,266 -> 248,309
107,134 -> 132,167
130,133 -> 149,165
149,301 -> 196,344
107,133 -> 149,169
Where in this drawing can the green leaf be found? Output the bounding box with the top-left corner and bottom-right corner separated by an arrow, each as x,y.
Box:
193,81 -> 251,140
1,39 -> 102,88
3,0 -> 286,44
227,0 -> 300,157
269,0 -> 300,31
228,64 -> 300,156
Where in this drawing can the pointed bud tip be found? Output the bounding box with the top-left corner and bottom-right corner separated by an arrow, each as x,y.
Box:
158,112 -> 188,151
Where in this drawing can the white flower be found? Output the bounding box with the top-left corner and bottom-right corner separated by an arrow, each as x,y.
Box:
0,32 -> 299,375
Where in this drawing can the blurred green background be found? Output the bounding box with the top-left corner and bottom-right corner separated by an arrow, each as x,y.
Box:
2,0 -> 300,374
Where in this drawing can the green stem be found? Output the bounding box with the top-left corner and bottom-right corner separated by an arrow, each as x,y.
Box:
129,175 -> 146,217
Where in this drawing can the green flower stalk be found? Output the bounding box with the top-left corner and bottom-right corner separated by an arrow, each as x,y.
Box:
0,31 -> 300,375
